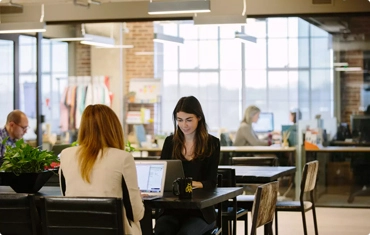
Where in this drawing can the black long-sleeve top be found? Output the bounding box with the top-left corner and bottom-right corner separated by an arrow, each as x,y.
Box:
160,134 -> 220,224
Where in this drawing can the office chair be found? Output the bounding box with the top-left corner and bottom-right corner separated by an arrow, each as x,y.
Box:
0,193 -> 40,235
250,181 -> 279,235
217,168 -> 248,235
275,160 -> 319,235
40,196 -> 124,235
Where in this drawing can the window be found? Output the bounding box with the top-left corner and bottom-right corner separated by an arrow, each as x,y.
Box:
157,18 -> 333,134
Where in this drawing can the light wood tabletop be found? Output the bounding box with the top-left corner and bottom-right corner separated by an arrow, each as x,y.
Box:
305,146 -> 370,152
220,146 -> 296,152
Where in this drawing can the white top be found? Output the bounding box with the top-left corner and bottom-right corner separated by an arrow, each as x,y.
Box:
59,146 -> 144,235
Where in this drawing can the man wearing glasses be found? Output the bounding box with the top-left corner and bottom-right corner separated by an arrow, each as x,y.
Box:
0,110 -> 29,166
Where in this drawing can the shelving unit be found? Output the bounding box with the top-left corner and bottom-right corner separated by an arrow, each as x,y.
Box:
124,96 -> 161,144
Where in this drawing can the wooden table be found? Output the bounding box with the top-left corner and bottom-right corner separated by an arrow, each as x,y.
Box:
218,166 -> 296,184
306,146 -> 370,153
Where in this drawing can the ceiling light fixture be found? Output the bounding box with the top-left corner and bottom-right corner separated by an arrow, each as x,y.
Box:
235,32 -> 257,43
193,0 -> 247,25
153,33 -> 184,45
50,37 -> 86,41
0,22 -> 46,34
335,67 -> 362,72
148,0 -> 210,15
80,33 -> 115,47
333,62 -> 349,67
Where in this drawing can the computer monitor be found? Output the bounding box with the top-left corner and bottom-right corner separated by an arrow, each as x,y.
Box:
351,115 -> 370,142
253,112 -> 274,133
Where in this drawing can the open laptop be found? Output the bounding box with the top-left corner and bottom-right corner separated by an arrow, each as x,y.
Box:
135,161 -> 167,200
161,160 -> 185,192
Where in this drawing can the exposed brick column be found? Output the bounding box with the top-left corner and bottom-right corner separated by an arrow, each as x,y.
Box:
340,50 -> 363,124
75,43 -> 91,76
124,22 -> 155,135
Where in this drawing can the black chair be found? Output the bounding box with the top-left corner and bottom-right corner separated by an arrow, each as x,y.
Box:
0,193 -> 40,235
218,168 -> 248,235
220,132 -> 234,165
275,160 -> 319,235
40,196 -> 124,235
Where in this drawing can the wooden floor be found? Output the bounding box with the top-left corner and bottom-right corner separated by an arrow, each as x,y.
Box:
236,207 -> 370,235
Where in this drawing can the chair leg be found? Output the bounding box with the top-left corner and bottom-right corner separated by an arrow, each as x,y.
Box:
301,209 -> 308,235
244,215 -> 248,235
274,210 -> 278,235
311,192 -> 319,235
312,206 -> 319,235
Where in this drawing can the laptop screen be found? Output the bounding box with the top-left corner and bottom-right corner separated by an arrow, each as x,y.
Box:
135,161 -> 166,194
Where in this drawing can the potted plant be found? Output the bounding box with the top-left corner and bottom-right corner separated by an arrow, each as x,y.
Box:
0,138 -> 59,193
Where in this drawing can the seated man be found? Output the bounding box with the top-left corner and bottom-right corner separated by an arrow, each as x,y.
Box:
0,110 -> 29,165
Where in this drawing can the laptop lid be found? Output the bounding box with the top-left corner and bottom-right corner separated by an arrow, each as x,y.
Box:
160,160 -> 185,192
135,161 -> 167,197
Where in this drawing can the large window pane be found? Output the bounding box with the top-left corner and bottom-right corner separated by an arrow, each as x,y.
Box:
179,41 -> 198,69
220,40 -> 241,70
268,71 -> 289,101
268,38 -> 288,68
245,70 -> 267,101
162,71 -> 178,101
245,38 -> 266,69
268,18 -> 288,38
245,19 -> 266,38
163,44 -> 178,70
20,36 -> 36,73
311,37 -> 331,68
199,40 -> 218,69
199,73 -> 219,101
0,39 -> 14,125
52,42 -> 68,73
220,71 -> 241,101
179,73 -> 199,97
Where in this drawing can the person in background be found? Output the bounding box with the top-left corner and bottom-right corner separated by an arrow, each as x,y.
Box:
58,104 -> 144,235
0,110 -> 29,164
234,105 -> 271,146
289,108 -> 302,124
155,96 -> 220,235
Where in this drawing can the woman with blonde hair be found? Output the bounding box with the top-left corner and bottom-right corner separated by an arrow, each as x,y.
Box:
59,104 -> 144,235
233,105 -> 271,146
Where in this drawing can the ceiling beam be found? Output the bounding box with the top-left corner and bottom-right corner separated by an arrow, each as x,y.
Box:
0,0 -> 370,24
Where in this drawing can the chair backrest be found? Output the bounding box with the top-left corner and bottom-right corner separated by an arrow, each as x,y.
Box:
301,160 -> 319,196
217,168 -> 236,187
220,132 -> 233,146
0,193 -> 40,235
250,181 -> 279,234
231,156 -> 278,166
40,196 -> 124,235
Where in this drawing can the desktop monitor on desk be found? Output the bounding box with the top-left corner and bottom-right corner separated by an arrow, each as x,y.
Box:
253,112 -> 274,133
351,115 -> 370,142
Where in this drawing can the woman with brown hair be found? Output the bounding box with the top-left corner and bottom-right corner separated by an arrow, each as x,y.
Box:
59,104 -> 144,235
155,96 -> 220,235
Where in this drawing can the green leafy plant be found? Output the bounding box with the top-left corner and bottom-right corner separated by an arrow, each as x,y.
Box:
0,138 -> 59,174
125,141 -> 136,152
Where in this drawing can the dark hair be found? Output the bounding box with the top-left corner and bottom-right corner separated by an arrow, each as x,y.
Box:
290,108 -> 302,124
172,96 -> 213,160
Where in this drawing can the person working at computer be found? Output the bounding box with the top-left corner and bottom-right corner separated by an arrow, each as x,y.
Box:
234,105 -> 272,146
155,96 -> 220,235
0,110 -> 29,166
289,108 -> 302,124
58,104 -> 145,235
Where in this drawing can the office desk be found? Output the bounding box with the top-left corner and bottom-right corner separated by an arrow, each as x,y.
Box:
141,187 -> 244,235
305,147 -> 370,208
220,146 -> 296,166
218,166 -> 296,184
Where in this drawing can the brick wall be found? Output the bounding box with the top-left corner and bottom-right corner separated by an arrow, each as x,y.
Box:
75,43 -> 91,76
124,22 -> 155,136
340,50 -> 363,124
124,22 -> 154,92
